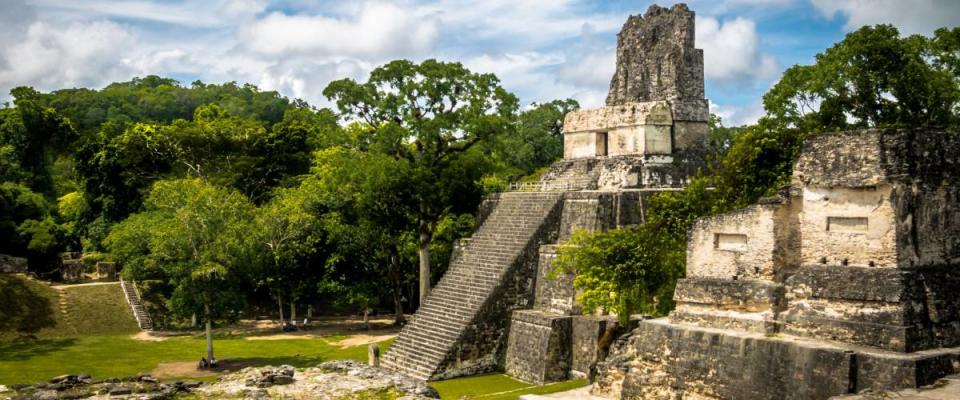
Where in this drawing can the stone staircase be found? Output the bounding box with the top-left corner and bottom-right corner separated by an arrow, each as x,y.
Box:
120,278 -> 153,330
381,192 -> 565,381
539,159 -> 599,190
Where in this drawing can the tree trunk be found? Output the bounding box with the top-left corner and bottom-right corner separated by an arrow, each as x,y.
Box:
290,301 -> 296,325
363,308 -> 370,330
204,303 -> 214,363
191,313 -> 197,328
389,251 -> 406,326
417,221 -> 433,307
277,294 -> 284,329
307,304 -> 313,319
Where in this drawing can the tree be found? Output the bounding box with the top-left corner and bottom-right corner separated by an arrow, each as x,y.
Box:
253,187 -> 321,328
107,179 -> 253,362
323,59 -> 518,305
763,25 -> 960,132
304,145 -> 417,324
493,99 -> 579,178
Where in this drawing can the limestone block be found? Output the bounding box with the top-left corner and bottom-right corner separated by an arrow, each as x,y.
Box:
686,200 -> 797,281
563,102 -> 672,133
533,245 -> 579,315
799,185 -> 898,268
0,254 -> 28,273
593,318 -> 960,399
570,316 -> 617,378
504,310 -> 572,384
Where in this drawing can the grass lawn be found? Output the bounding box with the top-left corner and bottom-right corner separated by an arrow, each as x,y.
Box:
0,334 -> 392,385
432,374 -> 588,399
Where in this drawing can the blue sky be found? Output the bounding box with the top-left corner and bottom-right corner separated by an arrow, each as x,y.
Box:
1,0 -> 958,125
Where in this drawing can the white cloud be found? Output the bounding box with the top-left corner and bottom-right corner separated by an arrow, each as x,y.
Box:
0,20 -> 139,93
30,0 -> 268,28
697,16 -> 778,83
257,59 -> 371,107
710,100 -> 765,126
557,24 -> 616,89
811,0 -> 960,36
464,51 -> 608,108
239,2 -> 441,59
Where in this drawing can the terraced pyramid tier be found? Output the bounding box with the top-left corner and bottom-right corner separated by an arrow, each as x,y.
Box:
381,192 -> 565,381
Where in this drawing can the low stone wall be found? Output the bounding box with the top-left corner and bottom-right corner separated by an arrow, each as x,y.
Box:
593,319 -> 960,400
0,254 -> 27,273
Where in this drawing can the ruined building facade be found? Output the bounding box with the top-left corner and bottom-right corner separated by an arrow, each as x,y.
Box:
594,128 -> 960,399
381,4 -> 709,382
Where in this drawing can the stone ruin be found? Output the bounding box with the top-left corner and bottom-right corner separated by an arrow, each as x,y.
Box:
0,253 -> 28,274
382,3 -> 708,383
61,252 -> 85,283
385,3 -> 960,397
542,3 -> 707,191
593,128 -> 960,399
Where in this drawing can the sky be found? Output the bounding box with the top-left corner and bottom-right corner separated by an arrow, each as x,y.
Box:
0,0 -> 958,126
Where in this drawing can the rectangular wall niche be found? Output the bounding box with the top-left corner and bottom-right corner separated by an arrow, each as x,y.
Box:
714,233 -> 748,252
827,217 -> 869,233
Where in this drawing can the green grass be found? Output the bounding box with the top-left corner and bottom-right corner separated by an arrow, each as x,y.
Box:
0,335 -> 393,385
1,276 -> 140,339
431,374 -> 588,399
54,283 -> 141,336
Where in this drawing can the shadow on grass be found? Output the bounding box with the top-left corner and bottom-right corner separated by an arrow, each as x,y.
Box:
0,337 -> 78,361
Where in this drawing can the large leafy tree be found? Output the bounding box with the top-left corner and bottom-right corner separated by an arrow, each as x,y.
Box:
323,59 -> 518,305
493,99 -> 579,178
253,187 -> 322,328
764,25 -> 960,132
305,145 -> 416,324
106,179 -> 253,362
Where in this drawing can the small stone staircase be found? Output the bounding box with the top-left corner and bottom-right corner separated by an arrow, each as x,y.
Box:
539,159 -> 600,190
381,192 -> 565,381
120,278 -> 153,330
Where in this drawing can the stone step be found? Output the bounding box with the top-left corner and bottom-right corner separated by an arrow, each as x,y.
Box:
382,193 -> 562,380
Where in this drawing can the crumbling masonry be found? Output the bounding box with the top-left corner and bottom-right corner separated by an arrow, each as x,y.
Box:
594,128 -> 960,399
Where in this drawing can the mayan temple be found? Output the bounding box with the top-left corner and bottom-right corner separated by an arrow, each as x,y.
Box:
385,3 -> 960,398
381,3 -> 709,382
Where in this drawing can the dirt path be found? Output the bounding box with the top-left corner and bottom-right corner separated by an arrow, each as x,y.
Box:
50,281 -> 120,288
333,333 -> 396,348
150,360 -> 253,379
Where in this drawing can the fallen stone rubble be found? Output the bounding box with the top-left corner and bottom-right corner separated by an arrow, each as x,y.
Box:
0,361 -> 438,400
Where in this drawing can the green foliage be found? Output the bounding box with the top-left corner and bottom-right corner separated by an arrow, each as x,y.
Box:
324,59 -> 519,304
106,179 -> 254,322
763,24 -> 960,132
492,99 -> 579,178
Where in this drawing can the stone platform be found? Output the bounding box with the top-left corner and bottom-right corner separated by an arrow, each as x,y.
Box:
594,319 -> 960,400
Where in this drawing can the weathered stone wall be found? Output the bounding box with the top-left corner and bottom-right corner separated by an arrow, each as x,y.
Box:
557,191 -> 644,241
533,245 -> 579,315
799,185 -> 898,268
503,310 -> 572,384
562,102 -> 674,159
541,155 -> 703,191
793,129 -> 960,269
606,5 -> 704,110
687,203 -> 783,280
0,254 -> 28,273
593,319 -> 960,399
571,316 -> 617,378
